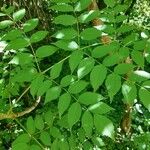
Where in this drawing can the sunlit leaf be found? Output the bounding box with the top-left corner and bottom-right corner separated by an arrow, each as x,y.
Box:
94,114 -> 114,138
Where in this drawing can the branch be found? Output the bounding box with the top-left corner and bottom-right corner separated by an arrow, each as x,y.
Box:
0,96 -> 41,120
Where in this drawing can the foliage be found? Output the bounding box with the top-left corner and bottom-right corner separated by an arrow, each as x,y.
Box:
0,0 -> 150,149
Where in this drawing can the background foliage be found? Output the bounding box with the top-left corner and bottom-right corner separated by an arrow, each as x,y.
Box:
0,0 -> 150,149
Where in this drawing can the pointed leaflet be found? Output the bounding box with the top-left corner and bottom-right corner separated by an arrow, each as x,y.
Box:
105,73 -> 121,101
102,53 -> 121,67
69,50 -> 83,73
80,27 -> 101,41
36,45 -> 57,58
2,29 -> 22,41
45,86 -> 61,104
0,20 -> 13,29
78,10 -> 99,23
30,74 -> 44,97
12,134 -> 30,145
131,50 -> 144,68
50,61 -> 63,79
30,31 -> 48,43
13,9 -> 25,21
122,81 -> 137,105
60,75 -> 76,87
35,115 -> 44,130
92,42 -> 120,58
58,93 -> 71,117
40,131 -> 51,146
82,111 -> 93,136
54,40 -> 79,51
74,0 -> 92,11
59,140 -> 69,150
139,81 -> 150,111
94,114 -> 114,138
104,0 -> 116,7
26,116 -> 35,134
50,3 -> 73,12
5,38 -> 30,50
52,28 -> 77,40
114,63 -> 133,75
88,102 -> 114,114
54,15 -> 76,26
90,65 -> 107,91
68,102 -> 82,128
37,80 -> 52,96
78,92 -> 104,105
68,80 -> 88,94
77,58 -> 95,79
23,18 -> 39,32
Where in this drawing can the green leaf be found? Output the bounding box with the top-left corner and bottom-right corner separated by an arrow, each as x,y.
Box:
13,9 -> 26,21
133,40 -> 146,51
30,145 -> 41,150
104,0 -> 115,7
54,15 -> 76,26
69,51 -> 83,73
50,127 -> 61,138
23,18 -> 39,32
26,116 -> 35,134
74,0 -> 92,11
94,114 -> 114,138
68,80 -> 88,94
30,74 -> 44,97
68,102 -> 82,128
80,27 -> 101,40
44,110 -> 54,127
115,15 -> 127,23
45,86 -> 61,104
90,65 -> 107,91
122,81 -> 137,104
36,45 -> 57,58
117,24 -> 134,33
51,139 -> 59,150
16,53 -> 33,66
58,93 -> 71,117
30,31 -> 48,43
50,61 -> 63,79
12,134 -> 30,145
102,53 -> 121,67
118,47 -> 129,60
6,38 -> 30,50
50,4 -> 73,12
40,131 -> 51,146
78,92 -> 104,105
129,70 -> 150,82
59,140 -> 69,150
139,81 -> 150,111
114,63 -> 133,75
35,115 -> 44,130
88,102 -> 114,114
60,75 -> 76,87
105,73 -> 121,100
82,111 -> 93,136
50,0 -> 71,3
2,29 -> 22,40
12,143 -> 29,150
92,42 -> 120,58
78,10 -> 100,23
114,4 -> 128,13
52,28 -> 77,40
77,58 -> 95,79
131,50 -> 144,68
54,40 -> 79,51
